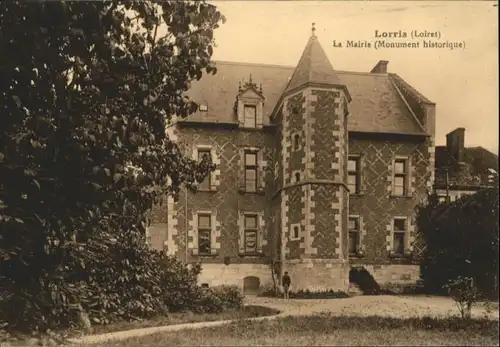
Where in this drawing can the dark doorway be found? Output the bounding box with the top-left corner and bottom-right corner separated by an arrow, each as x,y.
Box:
243,276 -> 260,295
349,266 -> 381,295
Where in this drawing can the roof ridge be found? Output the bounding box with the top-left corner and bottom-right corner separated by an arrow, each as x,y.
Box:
214,60 -> 395,77
388,75 -> 428,134
213,60 -> 295,70
336,70 -> 387,76
388,73 -> 434,105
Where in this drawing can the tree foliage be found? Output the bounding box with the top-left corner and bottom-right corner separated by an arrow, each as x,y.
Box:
416,188 -> 499,298
0,0 -> 224,331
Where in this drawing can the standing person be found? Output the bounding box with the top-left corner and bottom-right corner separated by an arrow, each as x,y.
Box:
282,271 -> 291,299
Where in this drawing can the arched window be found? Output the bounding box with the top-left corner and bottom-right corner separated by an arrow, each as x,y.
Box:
295,172 -> 300,182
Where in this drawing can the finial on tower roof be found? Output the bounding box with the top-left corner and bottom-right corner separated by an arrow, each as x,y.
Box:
249,74 -> 253,83
312,22 -> 316,37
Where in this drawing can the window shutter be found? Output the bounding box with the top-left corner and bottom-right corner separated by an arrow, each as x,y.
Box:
238,212 -> 245,254
210,214 -> 217,255
239,148 -> 245,191
210,148 -> 220,191
191,212 -> 199,256
257,149 -> 266,192
257,212 -> 264,253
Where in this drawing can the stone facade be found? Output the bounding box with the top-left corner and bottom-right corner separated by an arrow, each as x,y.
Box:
147,32 -> 436,293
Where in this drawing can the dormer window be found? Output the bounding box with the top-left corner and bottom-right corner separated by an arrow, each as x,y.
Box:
199,104 -> 208,112
244,105 -> 257,128
236,76 -> 265,129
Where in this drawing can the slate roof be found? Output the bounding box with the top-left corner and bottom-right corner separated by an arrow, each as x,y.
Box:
284,35 -> 343,93
183,34 -> 432,135
185,61 -> 430,135
435,146 -> 499,188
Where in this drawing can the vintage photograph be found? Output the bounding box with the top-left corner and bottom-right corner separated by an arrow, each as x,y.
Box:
0,1 -> 498,346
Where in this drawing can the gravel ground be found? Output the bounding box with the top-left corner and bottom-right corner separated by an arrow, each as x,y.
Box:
245,295 -> 499,320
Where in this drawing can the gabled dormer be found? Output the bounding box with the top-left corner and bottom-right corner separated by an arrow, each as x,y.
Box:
235,75 -> 265,129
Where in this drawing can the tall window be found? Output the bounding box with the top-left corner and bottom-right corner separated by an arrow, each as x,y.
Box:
198,213 -> 211,255
244,214 -> 258,254
293,134 -> 301,151
348,216 -> 360,256
290,224 -> 300,240
348,156 -> 361,194
197,149 -> 211,191
393,158 -> 408,196
393,218 -> 407,256
244,105 -> 257,128
245,151 -> 258,192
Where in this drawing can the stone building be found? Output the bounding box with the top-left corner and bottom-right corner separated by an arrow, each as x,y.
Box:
148,28 -> 436,293
434,127 -> 498,203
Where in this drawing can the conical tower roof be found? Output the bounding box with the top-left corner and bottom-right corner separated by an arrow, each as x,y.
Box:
284,24 -> 346,95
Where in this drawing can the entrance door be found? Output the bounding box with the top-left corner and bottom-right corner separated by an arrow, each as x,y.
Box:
243,276 -> 260,295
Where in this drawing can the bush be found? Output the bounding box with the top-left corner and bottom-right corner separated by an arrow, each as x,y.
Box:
443,276 -> 480,320
196,285 -> 244,313
0,231 -> 209,334
158,258 -> 203,313
258,285 -> 277,298
290,289 -> 349,299
258,288 -> 348,299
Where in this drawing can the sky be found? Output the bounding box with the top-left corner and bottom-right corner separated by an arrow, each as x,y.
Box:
205,1 -> 498,154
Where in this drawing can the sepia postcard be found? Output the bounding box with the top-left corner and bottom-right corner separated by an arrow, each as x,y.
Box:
0,1 -> 498,346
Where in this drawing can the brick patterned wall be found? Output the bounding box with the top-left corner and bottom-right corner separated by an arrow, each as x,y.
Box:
146,83 -> 432,290
300,184 -> 317,256
285,92 -> 306,185
348,135 -> 431,264
273,108 -> 284,192
286,185 -> 304,260
307,89 -> 349,260
311,184 -> 341,259
150,126 -> 275,264
312,90 -> 340,180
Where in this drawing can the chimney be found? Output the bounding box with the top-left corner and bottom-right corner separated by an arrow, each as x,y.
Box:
446,127 -> 466,163
370,60 -> 389,73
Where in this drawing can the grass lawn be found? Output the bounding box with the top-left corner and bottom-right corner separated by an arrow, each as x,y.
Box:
0,306 -> 280,346
89,305 -> 280,335
99,314 -> 500,346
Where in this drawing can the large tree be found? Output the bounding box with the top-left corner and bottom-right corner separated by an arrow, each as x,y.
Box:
0,0 -> 223,329
416,188 -> 499,297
